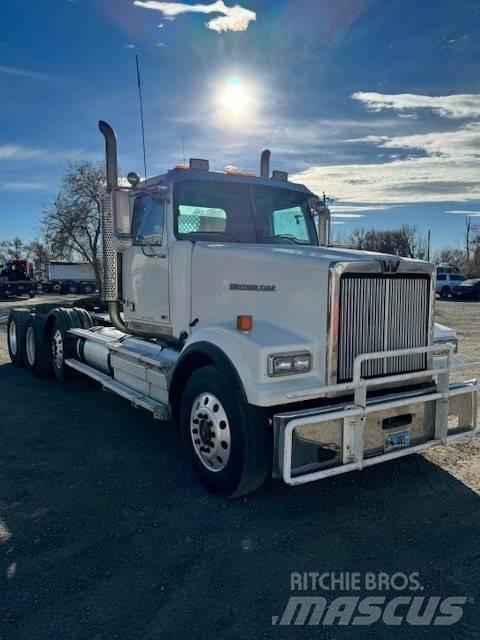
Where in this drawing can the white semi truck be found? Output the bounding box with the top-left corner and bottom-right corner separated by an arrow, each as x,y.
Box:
7,121 -> 479,497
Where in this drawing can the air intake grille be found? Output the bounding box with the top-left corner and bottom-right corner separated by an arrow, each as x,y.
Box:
337,274 -> 431,382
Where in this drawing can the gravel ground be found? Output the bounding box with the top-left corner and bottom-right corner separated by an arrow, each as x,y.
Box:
1,295 -> 480,639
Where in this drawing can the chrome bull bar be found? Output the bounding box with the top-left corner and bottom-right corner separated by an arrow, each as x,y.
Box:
277,344 -> 479,486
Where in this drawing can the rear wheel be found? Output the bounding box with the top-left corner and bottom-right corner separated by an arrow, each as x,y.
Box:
67,283 -> 79,294
179,366 -> 271,497
7,309 -> 29,367
51,282 -> 62,294
81,283 -> 94,295
50,307 -> 93,382
24,316 -> 52,377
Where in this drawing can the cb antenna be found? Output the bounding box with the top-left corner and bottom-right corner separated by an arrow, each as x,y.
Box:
135,54 -> 148,179
181,135 -> 186,165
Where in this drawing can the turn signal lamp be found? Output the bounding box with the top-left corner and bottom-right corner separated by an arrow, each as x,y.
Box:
237,315 -> 253,332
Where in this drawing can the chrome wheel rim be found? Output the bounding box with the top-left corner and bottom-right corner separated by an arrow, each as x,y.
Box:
51,328 -> 64,369
190,393 -> 231,472
26,326 -> 35,367
8,320 -> 17,356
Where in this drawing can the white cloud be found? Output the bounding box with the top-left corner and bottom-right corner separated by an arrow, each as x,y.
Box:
0,144 -> 95,164
348,122 -> 480,159
292,155 -> 480,205
329,204 -> 392,213
446,210 -> 480,216
0,65 -> 58,81
0,145 -> 43,161
352,92 -> 480,119
134,1 -> 256,32
292,93 -> 480,205
330,213 -> 365,218
0,181 -> 49,192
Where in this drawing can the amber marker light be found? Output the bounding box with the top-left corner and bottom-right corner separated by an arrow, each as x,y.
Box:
237,315 -> 253,332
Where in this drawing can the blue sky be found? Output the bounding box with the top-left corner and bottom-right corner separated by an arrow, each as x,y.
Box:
1,0 -> 480,251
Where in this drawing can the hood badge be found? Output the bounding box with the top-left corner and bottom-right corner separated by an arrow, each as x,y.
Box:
378,258 -> 400,273
230,283 -> 276,292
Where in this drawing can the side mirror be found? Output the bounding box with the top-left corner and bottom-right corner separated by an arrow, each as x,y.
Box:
112,189 -> 132,252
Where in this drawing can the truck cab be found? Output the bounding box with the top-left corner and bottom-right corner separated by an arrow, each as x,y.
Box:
7,121 -> 479,497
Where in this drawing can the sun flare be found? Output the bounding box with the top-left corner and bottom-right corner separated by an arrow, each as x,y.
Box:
219,76 -> 251,117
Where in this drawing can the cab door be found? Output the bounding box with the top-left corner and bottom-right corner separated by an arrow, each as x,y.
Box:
124,193 -> 170,329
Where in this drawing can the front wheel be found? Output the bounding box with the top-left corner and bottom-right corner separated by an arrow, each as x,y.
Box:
179,366 -> 271,497
440,286 -> 450,299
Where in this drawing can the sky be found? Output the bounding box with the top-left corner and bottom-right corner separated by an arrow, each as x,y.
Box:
1,0 -> 480,251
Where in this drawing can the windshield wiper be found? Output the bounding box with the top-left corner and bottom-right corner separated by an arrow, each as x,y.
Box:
263,234 -> 310,245
183,231 -> 240,243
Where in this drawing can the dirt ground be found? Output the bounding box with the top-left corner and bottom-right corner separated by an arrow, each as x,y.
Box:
1,295 -> 480,639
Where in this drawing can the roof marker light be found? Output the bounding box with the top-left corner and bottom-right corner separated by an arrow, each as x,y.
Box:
272,170 -> 288,182
189,158 -> 209,170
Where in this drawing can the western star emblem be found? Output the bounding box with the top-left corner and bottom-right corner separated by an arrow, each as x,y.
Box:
378,258 -> 400,273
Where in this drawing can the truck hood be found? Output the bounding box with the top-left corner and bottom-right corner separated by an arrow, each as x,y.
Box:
193,242 -> 432,271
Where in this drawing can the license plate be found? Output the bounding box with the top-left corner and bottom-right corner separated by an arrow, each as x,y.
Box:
384,429 -> 410,453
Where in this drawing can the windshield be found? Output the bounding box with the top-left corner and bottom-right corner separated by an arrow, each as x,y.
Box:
462,279 -> 480,285
174,180 -> 318,246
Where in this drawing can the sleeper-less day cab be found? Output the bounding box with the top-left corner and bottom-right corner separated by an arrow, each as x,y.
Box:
7,121 -> 479,497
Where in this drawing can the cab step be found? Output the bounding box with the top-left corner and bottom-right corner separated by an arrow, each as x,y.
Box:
65,358 -> 171,420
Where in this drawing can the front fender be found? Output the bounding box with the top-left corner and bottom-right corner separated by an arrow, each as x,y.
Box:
181,321 -> 322,407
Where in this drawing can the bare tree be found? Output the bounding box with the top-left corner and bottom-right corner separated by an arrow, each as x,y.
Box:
0,237 -> 29,261
42,161 -> 105,294
347,225 -> 428,259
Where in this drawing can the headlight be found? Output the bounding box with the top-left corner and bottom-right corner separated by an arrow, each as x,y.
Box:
268,352 -> 312,376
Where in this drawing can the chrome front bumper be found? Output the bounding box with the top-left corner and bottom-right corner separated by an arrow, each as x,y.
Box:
273,345 -> 479,486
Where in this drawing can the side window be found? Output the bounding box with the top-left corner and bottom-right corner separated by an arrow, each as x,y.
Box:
437,274 -> 446,281
450,275 -> 464,281
272,206 -> 310,242
178,205 -> 227,234
132,195 -> 165,245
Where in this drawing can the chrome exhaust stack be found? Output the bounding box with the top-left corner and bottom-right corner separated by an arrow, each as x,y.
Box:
98,120 -> 131,334
316,196 -> 331,246
260,149 -> 270,178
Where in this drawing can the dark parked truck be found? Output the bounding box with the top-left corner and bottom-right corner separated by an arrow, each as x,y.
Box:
40,261 -> 97,295
0,261 -> 36,298
6,120 -> 480,497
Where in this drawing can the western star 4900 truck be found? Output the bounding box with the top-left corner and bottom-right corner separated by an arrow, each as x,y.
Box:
7,121 -> 479,497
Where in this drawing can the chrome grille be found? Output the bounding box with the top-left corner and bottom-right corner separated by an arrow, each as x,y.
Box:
337,274 -> 430,382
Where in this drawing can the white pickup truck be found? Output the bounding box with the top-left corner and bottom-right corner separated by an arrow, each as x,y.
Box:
6,121 -> 478,497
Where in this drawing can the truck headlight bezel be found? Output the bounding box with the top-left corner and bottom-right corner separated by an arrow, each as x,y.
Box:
267,351 -> 312,377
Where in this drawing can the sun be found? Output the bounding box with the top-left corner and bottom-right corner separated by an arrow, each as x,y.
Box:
219,76 -> 251,117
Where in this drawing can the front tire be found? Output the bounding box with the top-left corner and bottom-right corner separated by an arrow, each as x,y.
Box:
179,366 -> 271,497
440,286 -> 450,299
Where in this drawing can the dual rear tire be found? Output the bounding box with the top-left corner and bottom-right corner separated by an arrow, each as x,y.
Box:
7,307 -> 93,381
7,309 -> 29,367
